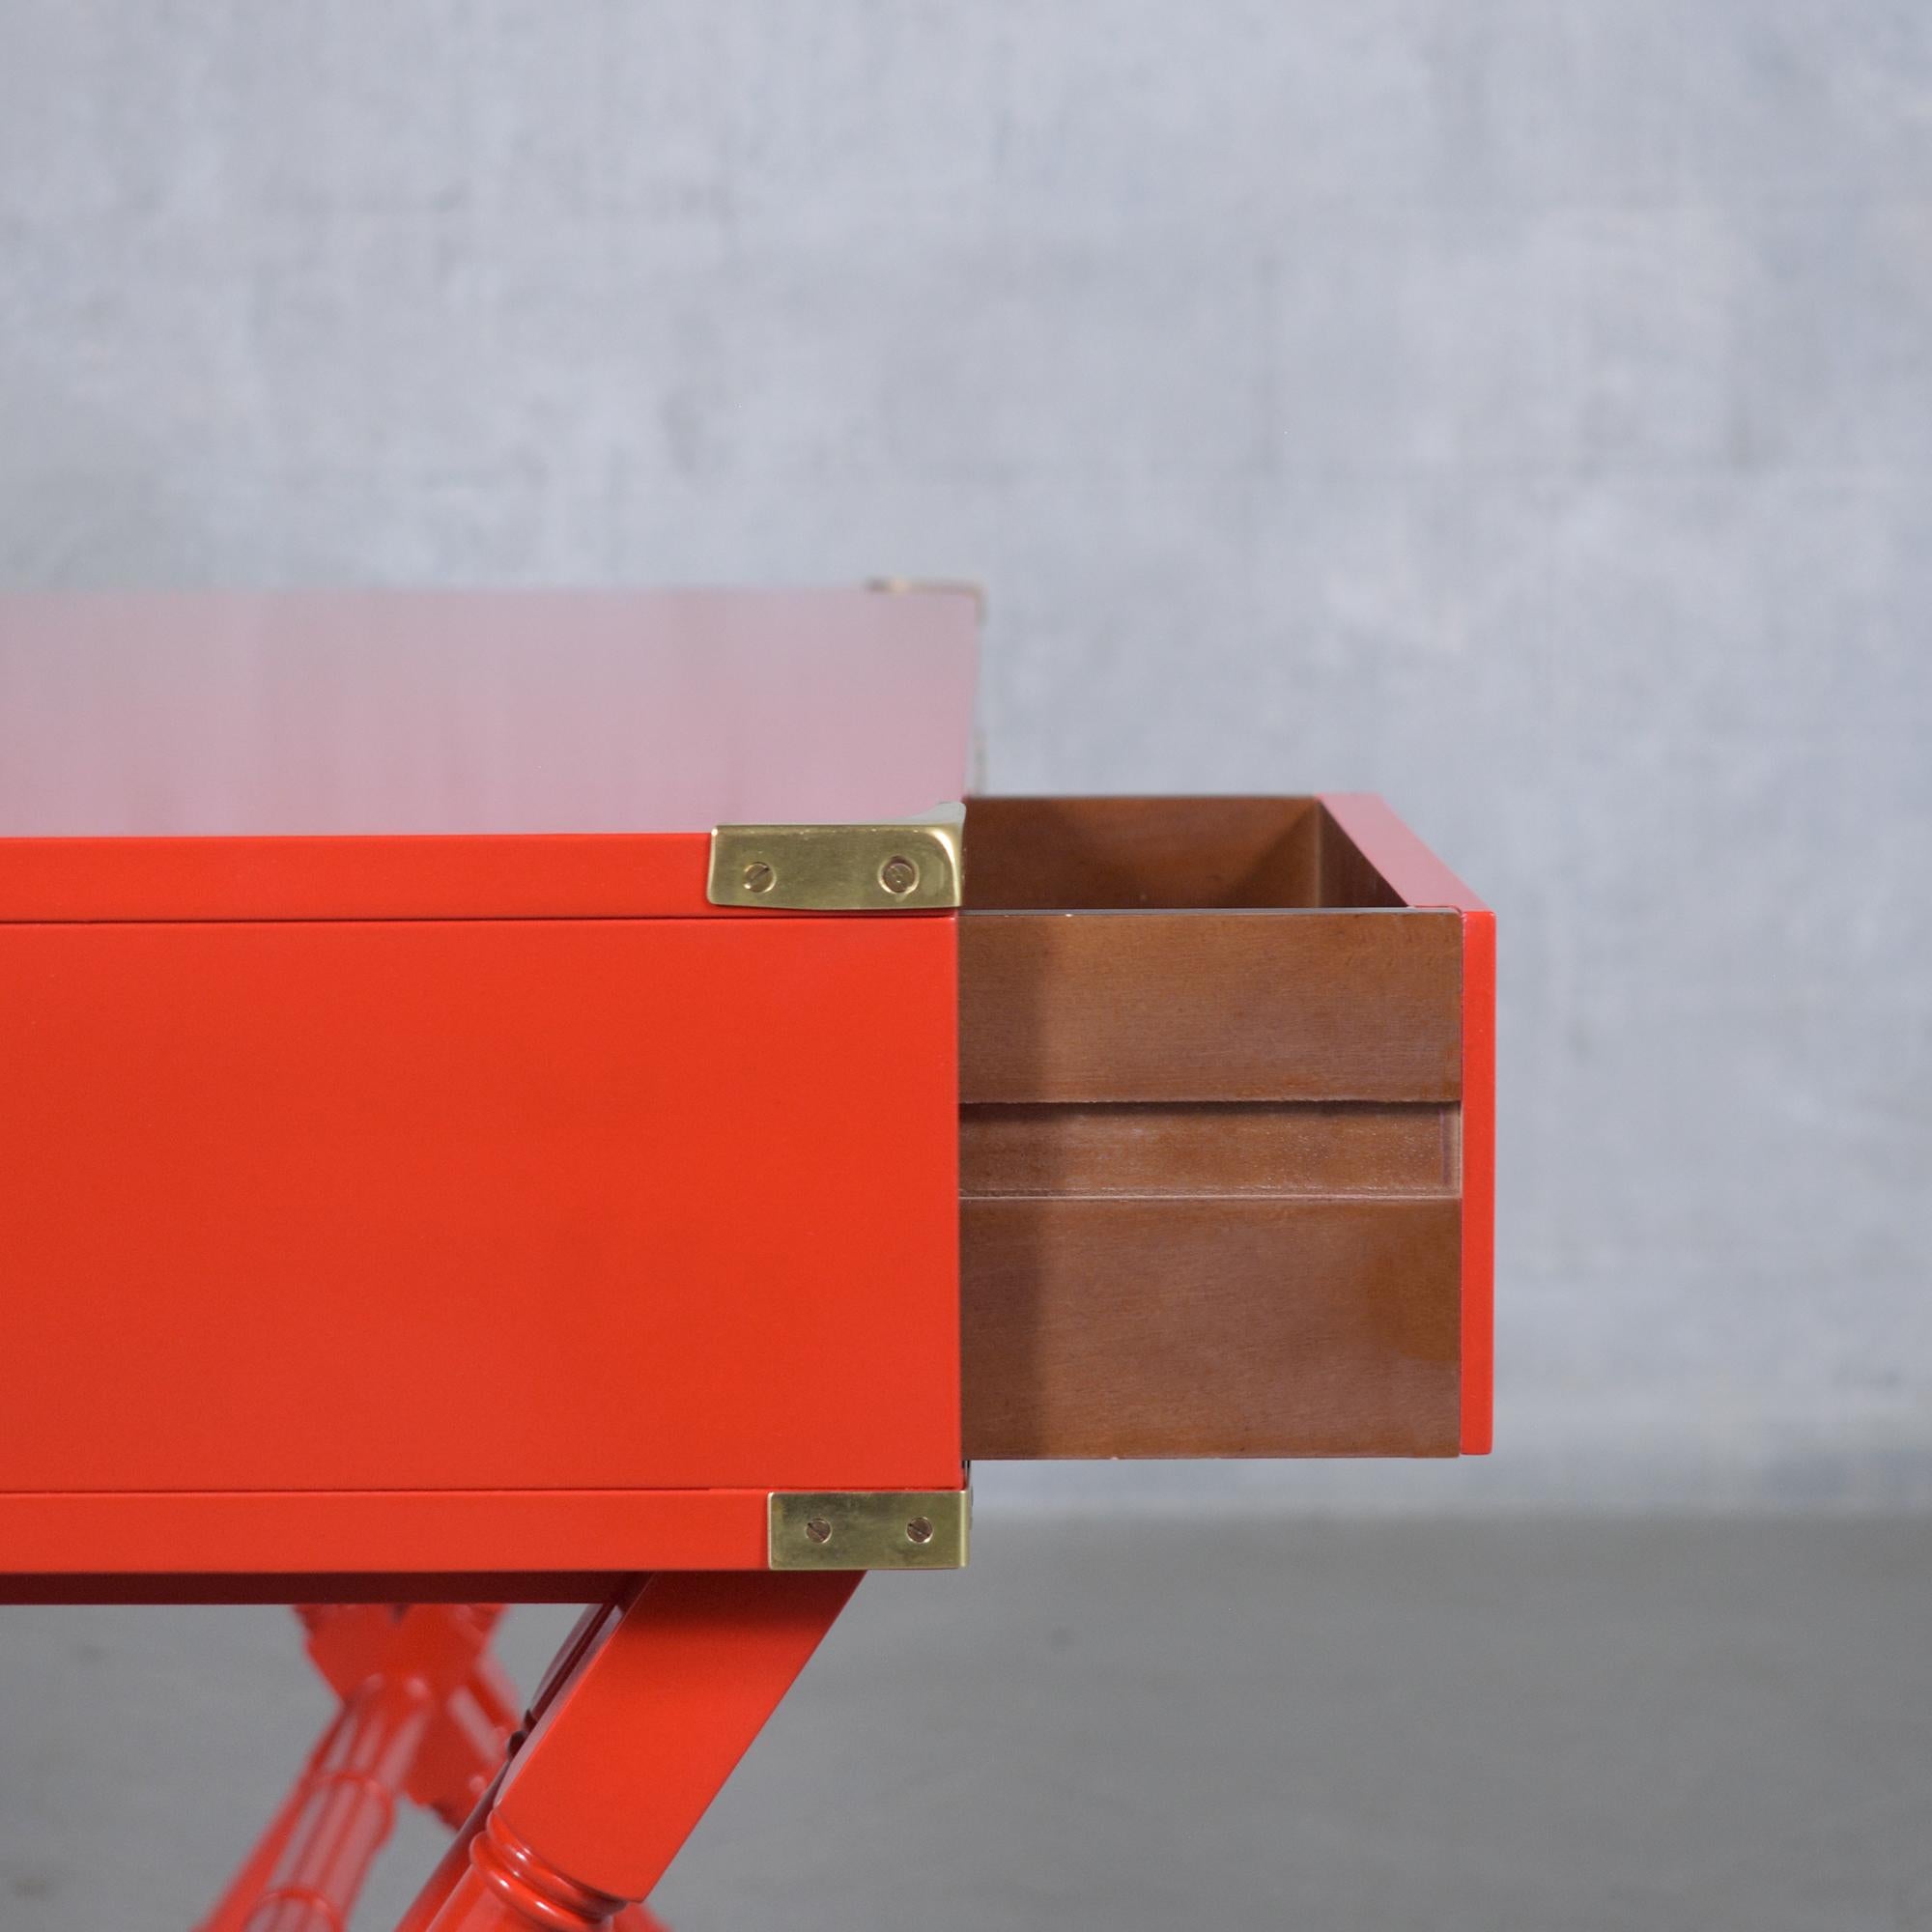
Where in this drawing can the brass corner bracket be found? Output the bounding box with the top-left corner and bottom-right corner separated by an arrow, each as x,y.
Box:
865,577 -> 987,619
768,1487 -> 972,1571
707,805 -> 964,913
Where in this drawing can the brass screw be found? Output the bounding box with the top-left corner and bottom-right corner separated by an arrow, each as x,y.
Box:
805,1517 -> 834,1546
743,861 -> 776,894
879,855 -> 919,896
905,1516 -> 934,1545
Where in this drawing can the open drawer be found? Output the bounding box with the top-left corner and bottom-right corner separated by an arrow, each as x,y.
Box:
957,794 -> 1493,1461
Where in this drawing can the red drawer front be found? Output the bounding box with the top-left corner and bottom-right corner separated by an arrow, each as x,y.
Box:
0,909 -> 961,1543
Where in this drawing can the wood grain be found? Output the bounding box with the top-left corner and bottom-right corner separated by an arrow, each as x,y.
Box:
1318,800 -> 1407,908
960,911 -> 1462,1105
964,795 -> 1322,909
957,794 -> 1470,1461
961,1100 -> 1456,1200
961,1196 -> 1462,1459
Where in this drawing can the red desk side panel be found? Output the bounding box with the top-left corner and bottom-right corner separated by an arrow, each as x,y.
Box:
0,904 -> 961,1576
0,589 -> 975,1592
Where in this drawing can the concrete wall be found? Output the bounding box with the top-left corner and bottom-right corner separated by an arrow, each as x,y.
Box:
2,2 -> 1927,1506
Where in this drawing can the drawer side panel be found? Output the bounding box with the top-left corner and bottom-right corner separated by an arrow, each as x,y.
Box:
960,910 -> 1462,1105
961,1195 -> 1461,1459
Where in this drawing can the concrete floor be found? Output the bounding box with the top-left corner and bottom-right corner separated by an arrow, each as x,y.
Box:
0,1516 -> 1926,1930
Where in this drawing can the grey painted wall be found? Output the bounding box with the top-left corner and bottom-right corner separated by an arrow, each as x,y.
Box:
2,2 -> 1927,1506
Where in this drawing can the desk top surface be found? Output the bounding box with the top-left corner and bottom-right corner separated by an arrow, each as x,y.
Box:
0,589 -> 979,837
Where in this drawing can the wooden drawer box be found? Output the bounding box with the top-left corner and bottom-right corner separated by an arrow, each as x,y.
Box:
958,794 -> 1492,1462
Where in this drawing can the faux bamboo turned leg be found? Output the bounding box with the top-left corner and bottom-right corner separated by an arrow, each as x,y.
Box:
196,1704 -> 355,1932
390,1766 -> 511,1932
201,1604 -> 521,1932
234,1671 -> 435,1932
393,1599 -> 644,1932
395,1608 -> 618,1932
412,1572 -> 859,1930
397,1795 -> 668,1932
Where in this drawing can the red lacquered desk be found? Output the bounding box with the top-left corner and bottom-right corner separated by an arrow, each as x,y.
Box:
0,592 -> 1492,1929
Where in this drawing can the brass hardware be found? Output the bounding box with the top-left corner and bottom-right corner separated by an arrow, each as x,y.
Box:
708,805 -> 964,913
865,577 -> 987,619
769,1488 -> 971,1571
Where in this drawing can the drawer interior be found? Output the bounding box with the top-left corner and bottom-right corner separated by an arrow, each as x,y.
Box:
956,796 -> 1468,1462
962,794 -> 1405,911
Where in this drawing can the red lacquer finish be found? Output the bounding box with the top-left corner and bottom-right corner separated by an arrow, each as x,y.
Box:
0,593 -> 957,1928
0,586 -> 972,1585
0,911 -> 961,1571
206,1578 -> 850,1932
407,1572 -> 859,1927
0,831 -> 723,923
1320,794 -> 1495,1454
0,590 -> 1495,1931
0,589 -> 979,838
0,1489 -> 771,1591
236,1674 -> 433,1932
1457,907 -> 1497,1455
200,1605 -> 516,1932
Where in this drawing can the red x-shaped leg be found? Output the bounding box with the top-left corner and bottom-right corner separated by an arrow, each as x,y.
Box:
196,1603 -> 520,1932
400,1573 -> 860,1931
196,1575 -> 854,1932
